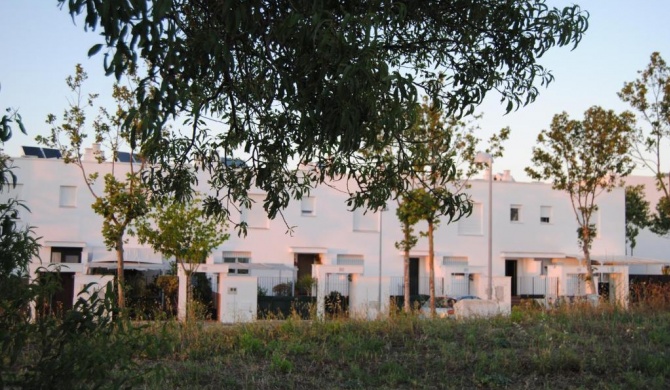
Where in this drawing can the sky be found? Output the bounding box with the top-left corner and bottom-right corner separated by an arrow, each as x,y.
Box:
1,1 -> 669,182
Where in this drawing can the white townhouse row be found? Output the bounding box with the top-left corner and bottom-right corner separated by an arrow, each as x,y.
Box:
4,145 -> 669,321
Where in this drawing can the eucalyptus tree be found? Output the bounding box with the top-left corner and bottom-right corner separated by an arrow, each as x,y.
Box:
58,0 -> 589,228
619,52 -> 670,234
625,185 -> 650,255
526,106 -> 636,294
136,196 -> 229,319
36,65 -> 149,309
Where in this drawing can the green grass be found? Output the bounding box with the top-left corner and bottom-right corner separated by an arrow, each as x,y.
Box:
124,304 -> 670,389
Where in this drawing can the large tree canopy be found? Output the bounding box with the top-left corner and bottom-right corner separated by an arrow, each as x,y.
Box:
60,0 -> 589,223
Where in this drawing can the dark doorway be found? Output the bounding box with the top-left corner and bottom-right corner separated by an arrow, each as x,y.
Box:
40,272 -> 75,317
296,254 -> 319,280
409,257 -> 419,296
505,260 -> 518,296
598,281 -> 610,301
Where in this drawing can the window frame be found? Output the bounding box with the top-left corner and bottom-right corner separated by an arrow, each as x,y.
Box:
540,205 -> 552,224
510,204 -> 522,223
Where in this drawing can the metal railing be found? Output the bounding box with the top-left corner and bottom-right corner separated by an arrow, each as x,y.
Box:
389,276 -> 444,296
565,274 -> 587,297
324,274 -> 350,296
517,276 -> 559,297
257,276 -> 295,297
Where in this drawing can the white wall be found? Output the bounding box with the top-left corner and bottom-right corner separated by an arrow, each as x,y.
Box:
10,155 -> 630,294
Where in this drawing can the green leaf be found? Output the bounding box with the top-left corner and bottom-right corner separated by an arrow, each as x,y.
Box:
88,43 -> 103,57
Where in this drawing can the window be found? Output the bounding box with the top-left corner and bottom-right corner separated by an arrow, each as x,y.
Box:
241,194 -> 269,228
59,186 -> 77,207
222,251 -> 251,275
540,206 -> 552,224
510,205 -> 521,222
51,247 -> 82,264
337,254 -> 364,266
458,203 -> 483,235
353,208 -> 379,232
301,196 -> 316,216
443,256 -> 468,266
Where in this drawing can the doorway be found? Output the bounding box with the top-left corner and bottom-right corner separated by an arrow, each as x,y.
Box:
505,260 -> 518,296
409,257 -> 419,296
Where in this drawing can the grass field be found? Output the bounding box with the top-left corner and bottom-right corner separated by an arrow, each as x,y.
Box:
130,303 -> 670,389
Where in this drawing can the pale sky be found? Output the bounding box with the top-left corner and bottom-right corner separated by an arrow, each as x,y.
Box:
1,1 -> 669,181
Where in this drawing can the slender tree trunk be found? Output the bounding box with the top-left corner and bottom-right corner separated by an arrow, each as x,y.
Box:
116,237 -> 125,309
185,268 -> 193,321
582,226 -> 596,294
428,220 -> 435,316
403,222 -> 411,313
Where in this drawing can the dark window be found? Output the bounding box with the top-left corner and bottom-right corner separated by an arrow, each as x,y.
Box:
51,247 -> 82,264
510,207 -> 520,222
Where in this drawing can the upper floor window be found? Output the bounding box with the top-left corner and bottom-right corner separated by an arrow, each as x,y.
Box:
353,208 -> 379,232
59,185 -> 77,207
540,206 -> 552,224
51,247 -> 82,264
510,205 -> 522,222
222,251 -> 251,275
458,203 -> 483,235
301,196 -> 316,216
241,194 -> 269,229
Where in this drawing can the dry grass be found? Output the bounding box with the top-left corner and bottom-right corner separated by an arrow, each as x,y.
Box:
128,292 -> 670,389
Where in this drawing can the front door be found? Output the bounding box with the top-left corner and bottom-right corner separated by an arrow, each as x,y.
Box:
409,258 -> 419,296
505,260 -> 518,296
296,254 -> 319,280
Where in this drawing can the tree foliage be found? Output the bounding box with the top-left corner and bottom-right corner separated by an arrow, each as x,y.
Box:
36,65 -> 149,309
389,101 -> 508,314
58,0 -> 589,225
136,196 -> 229,318
619,52 -> 670,234
1,105 -> 147,388
526,106 -> 635,293
625,185 -> 650,255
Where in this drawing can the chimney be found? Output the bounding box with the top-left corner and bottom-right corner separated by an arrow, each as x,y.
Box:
83,143 -> 105,161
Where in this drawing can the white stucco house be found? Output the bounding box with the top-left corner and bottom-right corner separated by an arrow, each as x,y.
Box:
4,145 -> 669,321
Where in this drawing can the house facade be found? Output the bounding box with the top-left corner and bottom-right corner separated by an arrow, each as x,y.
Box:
5,146 -> 663,321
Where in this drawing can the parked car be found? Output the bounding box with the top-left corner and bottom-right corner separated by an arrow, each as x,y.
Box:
420,295 -> 481,318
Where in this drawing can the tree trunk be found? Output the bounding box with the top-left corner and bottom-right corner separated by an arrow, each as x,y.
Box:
116,237 -> 125,309
582,226 -> 597,294
428,220 -> 435,316
185,268 -> 193,321
403,222 -> 411,313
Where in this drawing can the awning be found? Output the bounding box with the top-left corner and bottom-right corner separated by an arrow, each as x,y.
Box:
569,254 -> 670,266
89,247 -> 163,264
500,251 -> 567,259
225,263 -> 295,271
88,247 -> 168,270
88,261 -> 170,271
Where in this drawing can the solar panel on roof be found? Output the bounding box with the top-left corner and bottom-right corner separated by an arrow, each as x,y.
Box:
22,146 -> 45,158
132,154 -> 142,163
115,152 -> 131,163
42,148 -> 62,159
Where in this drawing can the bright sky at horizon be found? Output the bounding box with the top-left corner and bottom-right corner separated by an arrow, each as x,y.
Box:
1,1 -> 669,182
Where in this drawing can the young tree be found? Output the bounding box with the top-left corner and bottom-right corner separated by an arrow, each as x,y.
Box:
619,52 -> 670,234
58,1 -> 589,224
393,102 -> 508,315
36,65 -> 149,309
395,193 -> 420,313
526,106 -> 636,293
136,197 -> 229,319
625,185 -> 650,255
